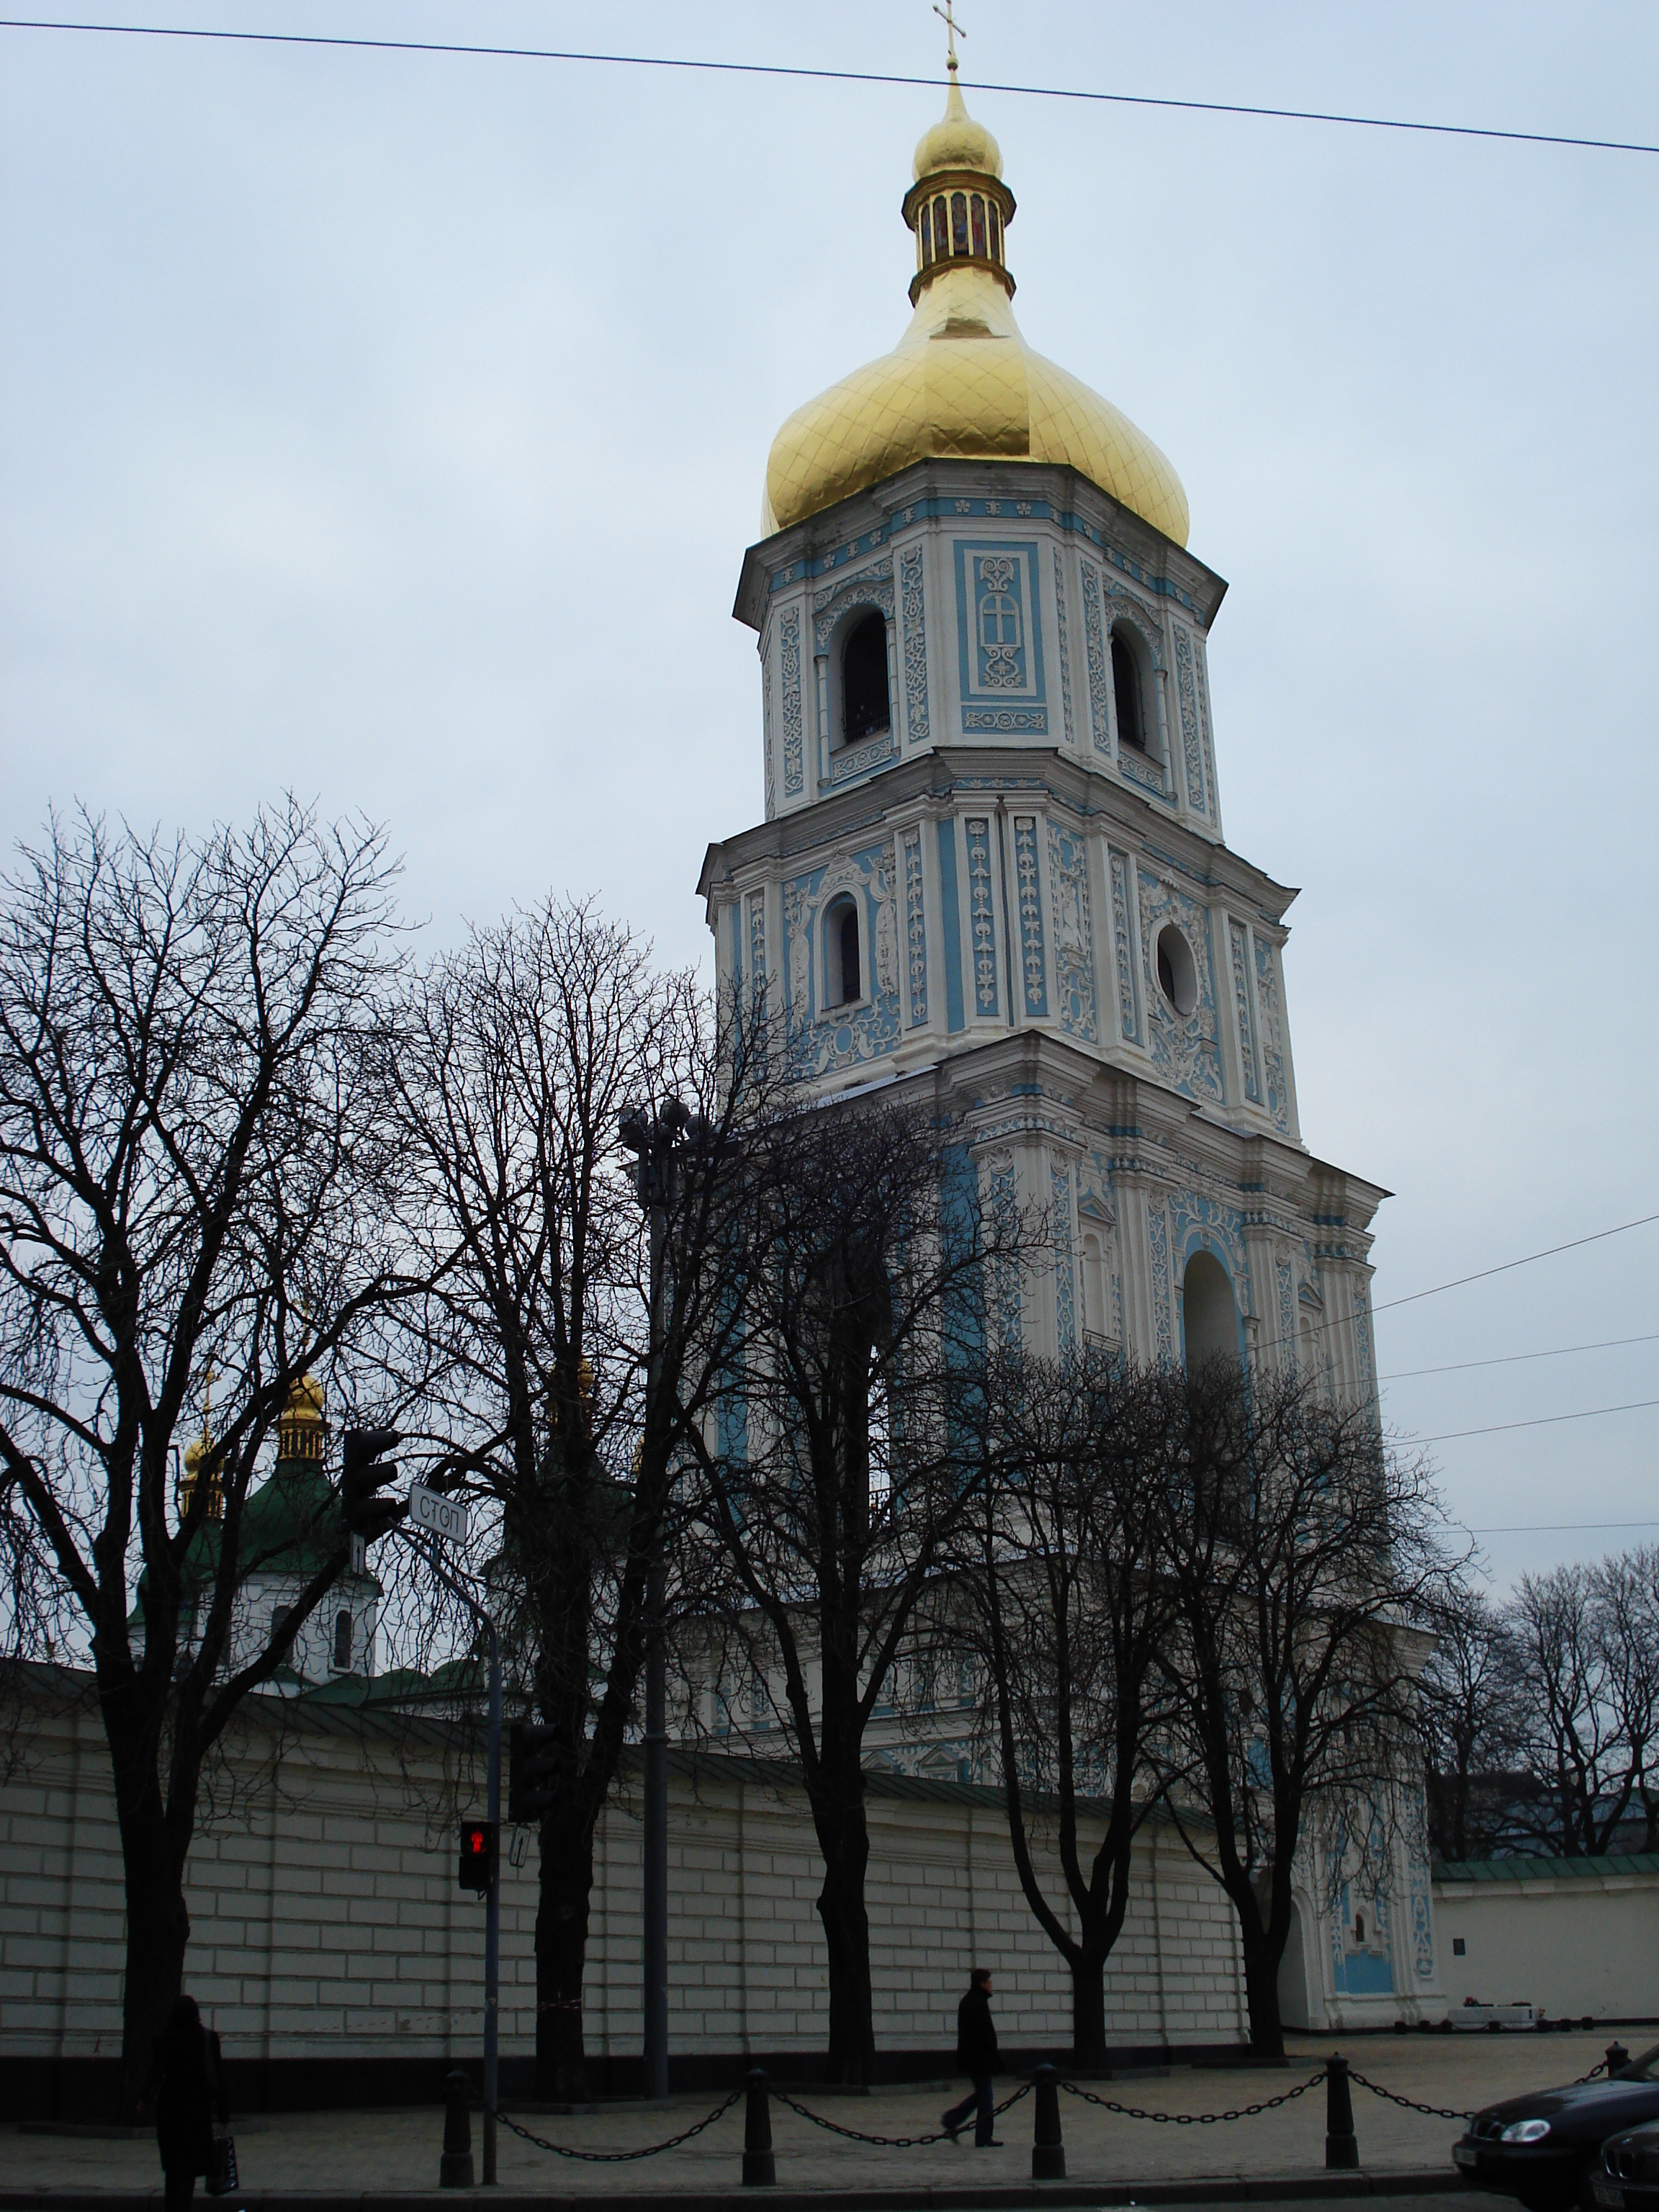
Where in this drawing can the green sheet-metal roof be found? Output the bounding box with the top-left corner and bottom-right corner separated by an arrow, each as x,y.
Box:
1435,1851 -> 1659,1883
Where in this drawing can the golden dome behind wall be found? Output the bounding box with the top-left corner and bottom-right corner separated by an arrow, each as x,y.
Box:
762,77 -> 1188,548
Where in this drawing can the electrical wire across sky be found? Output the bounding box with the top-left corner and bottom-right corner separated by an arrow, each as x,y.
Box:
0,18 -> 1655,158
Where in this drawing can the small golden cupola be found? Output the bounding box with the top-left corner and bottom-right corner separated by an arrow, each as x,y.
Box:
762,58 -> 1189,546
180,1431 -> 223,1521
276,1372 -> 326,1467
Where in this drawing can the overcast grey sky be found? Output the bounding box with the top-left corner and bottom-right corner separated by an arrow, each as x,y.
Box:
3,1 -> 1655,1590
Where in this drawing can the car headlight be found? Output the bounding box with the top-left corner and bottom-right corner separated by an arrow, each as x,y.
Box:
1499,2119 -> 1552,2144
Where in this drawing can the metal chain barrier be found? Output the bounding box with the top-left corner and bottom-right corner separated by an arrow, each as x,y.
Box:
773,2077 -> 1033,2148
495,2084 -> 744,2162
1057,2068 -> 1327,2125
1345,2069 -> 1471,2122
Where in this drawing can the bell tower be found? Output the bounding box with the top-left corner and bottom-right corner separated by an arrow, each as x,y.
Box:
699,68 -> 1382,1405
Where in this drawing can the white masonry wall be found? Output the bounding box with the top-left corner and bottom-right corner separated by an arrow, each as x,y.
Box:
0,1679 -> 1248,2078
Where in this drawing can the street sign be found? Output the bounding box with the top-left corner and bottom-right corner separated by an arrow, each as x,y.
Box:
409,1481 -> 470,1544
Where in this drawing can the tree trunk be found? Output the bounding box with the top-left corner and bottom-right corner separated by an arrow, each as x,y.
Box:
109,1749 -> 192,2122
535,1810 -> 595,2100
1237,1912 -> 1286,2059
811,1793 -> 875,2084
1070,1950 -> 1109,2072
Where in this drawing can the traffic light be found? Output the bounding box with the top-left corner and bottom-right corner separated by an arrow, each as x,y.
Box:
340,1426 -> 406,1543
509,1721 -> 560,1824
457,1820 -> 496,1893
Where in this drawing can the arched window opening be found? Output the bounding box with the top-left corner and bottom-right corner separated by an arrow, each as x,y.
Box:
840,611 -> 890,743
1182,1249 -> 1238,1373
933,195 -> 948,256
987,202 -> 1002,261
951,192 -> 969,254
1081,1230 -> 1110,1344
333,1609 -> 353,1671
1155,924 -> 1197,1017
971,194 -> 986,256
1354,1912 -> 1366,1946
271,1605 -> 295,1657
824,896 -> 863,1009
1111,626 -> 1146,750
920,203 -> 934,266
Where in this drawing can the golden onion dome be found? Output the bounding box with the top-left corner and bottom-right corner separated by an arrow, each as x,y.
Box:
284,1372 -> 325,1422
912,73 -> 1002,182
762,78 -> 1188,548
183,1432 -> 212,1475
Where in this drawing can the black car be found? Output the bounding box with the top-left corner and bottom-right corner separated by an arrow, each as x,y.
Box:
1453,2044 -> 1659,2211
1595,2118 -> 1659,2211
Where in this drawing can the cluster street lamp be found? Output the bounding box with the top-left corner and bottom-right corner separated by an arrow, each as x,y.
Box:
619,1095 -> 708,2101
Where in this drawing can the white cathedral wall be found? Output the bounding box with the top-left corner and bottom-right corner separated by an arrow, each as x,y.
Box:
1,1681 -> 1250,2073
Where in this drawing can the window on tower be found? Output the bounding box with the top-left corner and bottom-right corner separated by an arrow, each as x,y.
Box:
951,192 -> 969,254
1111,626 -> 1147,751
919,202 -> 934,266
824,897 -> 863,1008
333,1609 -> 353,1671
971,194 -> 986,256
840,611 -> 891,744
986,201 -> 1002,261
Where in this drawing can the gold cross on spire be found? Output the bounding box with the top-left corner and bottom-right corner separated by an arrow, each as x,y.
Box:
933,0 -> 966,75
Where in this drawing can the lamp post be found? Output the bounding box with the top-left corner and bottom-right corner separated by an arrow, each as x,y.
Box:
619,1096 -> 702,2102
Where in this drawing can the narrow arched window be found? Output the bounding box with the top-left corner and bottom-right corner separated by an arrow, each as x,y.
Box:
1182,1250 -> 1238,1372
920,203 -> 934,266
837,904 -> 861,1004
987,202 -> 1002,261
951,192 -> 968,254
841,611 -> 890,743
933,195 -> 948,257
971,194 -> 986,256
1111,629 -> 1146,750
333,1609 -> 352,1671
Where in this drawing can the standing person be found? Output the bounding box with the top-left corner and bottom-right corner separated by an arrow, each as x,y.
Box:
941,1967 -> 1002,2147
148,1994 -> 228,2209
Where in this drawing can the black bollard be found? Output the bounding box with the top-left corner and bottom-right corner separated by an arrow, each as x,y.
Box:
1606,2042 -> 1631,2079
742,2067 -> 776,2188
439,2069 -> 475,2189
1031,2063 -> 1066,2181
1325,2054 -> 1358,2170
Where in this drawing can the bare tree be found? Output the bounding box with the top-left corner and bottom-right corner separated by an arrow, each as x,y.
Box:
388,900 -> 761,2098
1417,1580 -> 1529,1863
685,1086 -> 1003,2085
1509,1550 -> 1659,1856
0,803 -> 409,2116
953,1346 -> 1179,2068
1154,1364 -> 1457,2057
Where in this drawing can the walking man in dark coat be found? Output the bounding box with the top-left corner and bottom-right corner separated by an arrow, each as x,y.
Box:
147,1994 -> 229,2210
942,1967 -> 1002,2147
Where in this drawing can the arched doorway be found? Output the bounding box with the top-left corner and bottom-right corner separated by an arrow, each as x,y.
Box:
1182,1249 -> 1238,1371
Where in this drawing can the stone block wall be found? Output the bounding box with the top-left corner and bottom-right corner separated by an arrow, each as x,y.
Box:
0,1673 -> 1248,2106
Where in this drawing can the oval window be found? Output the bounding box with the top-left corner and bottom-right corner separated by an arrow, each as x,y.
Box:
1156,924 -> 1197,1017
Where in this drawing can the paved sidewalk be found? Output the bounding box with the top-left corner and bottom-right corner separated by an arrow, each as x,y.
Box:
0,2030 -> 1627,2203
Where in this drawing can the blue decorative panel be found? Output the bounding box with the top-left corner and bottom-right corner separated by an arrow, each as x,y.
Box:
1148,1200 -> 1173,1363
902,828 -> 927,1028
780,608 -> 804,798
1052,547 -> 1074,747
747,889 -> 767,1010
1195,637 -> 1220,819
936,819 -> 966,1035
1080,560 -> 1110,755
1046,821 -> 1096,1043
1012,817 -> 1047,1017
964,817 -> 999,1017
1051,1161 -> 1076,1352
1252,935 -> 1291,1134
900,544 -> 929,745
763,654 -> 776,820
1229,919 -> 1262,1105
1173,626 -> 1208,816
1277,1256 -> 1295,1365
987,1150 -> 1020,1344
827,729 -> 896,788
1139,869 -> 1223,1105
952,540 -> 1048,734
781,840 -> 903,1079
1108,849 -> 1141,1046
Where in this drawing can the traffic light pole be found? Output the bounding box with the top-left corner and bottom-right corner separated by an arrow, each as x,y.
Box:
418,1533 -> 502,2185
642,1195 -> 669,2101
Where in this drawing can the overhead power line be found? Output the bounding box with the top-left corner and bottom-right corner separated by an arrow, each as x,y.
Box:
1467,1519 -> 1659,1534
1411,1396 -> 1659,1445
1371,1211 -> 1659,1318
1,19 -> 1654,157
1379,1328 -> 1659,1382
